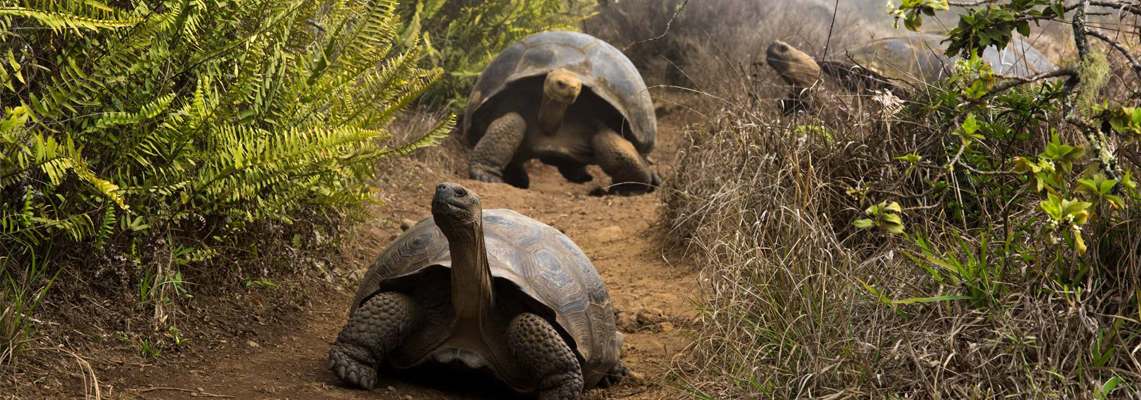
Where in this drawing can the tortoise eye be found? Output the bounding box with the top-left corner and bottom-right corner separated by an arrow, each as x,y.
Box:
778,44 -> 789,52
455,188 -> 468,198
557,81 -> 567,89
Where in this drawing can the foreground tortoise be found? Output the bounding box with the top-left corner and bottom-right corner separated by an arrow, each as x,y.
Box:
328,182 -> 627,399
463,30 -> 660,195
766,32 -> 1056,113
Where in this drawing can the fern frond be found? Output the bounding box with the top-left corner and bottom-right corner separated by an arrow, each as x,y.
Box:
0,5 -> 142,33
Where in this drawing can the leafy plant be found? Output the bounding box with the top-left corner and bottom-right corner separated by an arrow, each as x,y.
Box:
0,254 -> 57,366
888,0 -> 949,31
853,201 -> 905,234
137,338 -> 161,359
1,0 -> 452,277
394,0 -> 594,108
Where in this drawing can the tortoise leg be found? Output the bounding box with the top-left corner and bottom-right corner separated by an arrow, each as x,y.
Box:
508,313 -> 583,400
591,128 -> 657,196
470,112 -> 526,184
596,360 -> 629,389
503,161 -> 531,189
328,292 -> 420,390
555,161 -> 593,184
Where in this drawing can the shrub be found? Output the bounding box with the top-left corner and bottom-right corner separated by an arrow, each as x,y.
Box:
660,1 -> 1141,398
0,0 -> 451,357
395,0 -> 593,109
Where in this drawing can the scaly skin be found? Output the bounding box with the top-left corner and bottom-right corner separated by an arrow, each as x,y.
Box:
328,292 -> 421,390
552,160 -> 593,183
508,313 -> 583,400
765,40 -> 822,89
470,112 -> 526,185
592,128 -> 657,195
595,359 -> 629,389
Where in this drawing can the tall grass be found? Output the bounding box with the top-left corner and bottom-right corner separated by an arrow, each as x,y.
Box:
1,254 -> 56,368
640,1 -> 1141,398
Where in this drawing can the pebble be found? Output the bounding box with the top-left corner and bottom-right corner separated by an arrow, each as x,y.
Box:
246,340 -> 259,348
400,219 -> 417,231
636,307 -> 665,325
627,371 -> 647,386
590,225 -> 624,242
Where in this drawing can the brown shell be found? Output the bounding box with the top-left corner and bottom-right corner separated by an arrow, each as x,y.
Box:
824,32 -> 1056,84
349,209 -> 620,389
462,30 -> 656,154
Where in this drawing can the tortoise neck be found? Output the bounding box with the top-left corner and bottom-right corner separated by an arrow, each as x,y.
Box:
538,95 -> 568,135
445,217 -> 494,322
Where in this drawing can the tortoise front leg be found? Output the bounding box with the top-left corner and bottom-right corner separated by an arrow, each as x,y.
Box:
596,359 -> 629,388
591,128 -> 657,195
508,313 -> 583,400
470,112 -> 526,184
328,292 -> 421,390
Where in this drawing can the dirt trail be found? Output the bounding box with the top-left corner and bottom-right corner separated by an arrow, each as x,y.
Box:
90,115 -> 699,400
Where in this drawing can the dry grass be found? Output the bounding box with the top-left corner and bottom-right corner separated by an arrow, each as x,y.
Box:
587,1 -> 1141,399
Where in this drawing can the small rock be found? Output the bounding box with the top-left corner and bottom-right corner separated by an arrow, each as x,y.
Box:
627,371 -> 646,386
404,396 -> 413,400
590,226 -> 624,243
636,307 -> 665,326
400,219 -> 417,231
386,386 -> 396,392
659,321 -> 674,332
616,312 -> 638,333
246,340 -> 259,348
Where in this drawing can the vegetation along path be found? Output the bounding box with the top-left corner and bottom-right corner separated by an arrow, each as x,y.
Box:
93,114 -> 699,400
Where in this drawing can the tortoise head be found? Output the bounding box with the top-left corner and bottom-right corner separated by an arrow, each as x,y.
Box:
539,68 -> 581,135
432,182 -> 482,234
765,40 -> 823,88
433,182 -> 495,321
543,68 -> 582,105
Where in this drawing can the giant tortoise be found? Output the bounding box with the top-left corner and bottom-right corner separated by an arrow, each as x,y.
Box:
766,32 -> 1056,113
463,31 -> 660,195
328,182 -> 627,399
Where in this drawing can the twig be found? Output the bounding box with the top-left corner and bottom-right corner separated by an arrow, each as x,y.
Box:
980,68 -> 1078,102
955,160 -> 1021,176
1089,0 -> 1141,16
1086,28 -> 1141,75
623,0 -> 690,51
140,387 -> 236,398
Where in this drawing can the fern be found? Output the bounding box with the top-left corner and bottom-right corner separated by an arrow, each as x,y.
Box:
396,0 -> 594,108
1,0 -> 451,271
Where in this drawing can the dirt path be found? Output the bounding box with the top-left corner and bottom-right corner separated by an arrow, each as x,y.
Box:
88,114 -> 699,400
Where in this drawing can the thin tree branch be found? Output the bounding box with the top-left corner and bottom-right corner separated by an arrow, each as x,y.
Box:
982,68 -> 1078,101
623,0 -> 690,51
1086,28 -> 1141,75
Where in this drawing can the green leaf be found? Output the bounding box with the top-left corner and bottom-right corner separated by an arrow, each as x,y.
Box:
853,219 -> 875,229
886,202 -> 903,213
895,153 -> 921,163
891,295 -> 974,304
885,223 -> 906,234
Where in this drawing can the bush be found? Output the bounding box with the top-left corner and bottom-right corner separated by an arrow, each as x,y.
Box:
661,1 -> 1141,398
395,0 -> 593,109
0,0 -> 451,357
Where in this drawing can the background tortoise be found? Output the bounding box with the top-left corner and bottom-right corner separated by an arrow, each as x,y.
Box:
766,32 -> 1056,113
463,30 -> 660,195
328,182 -> 627,399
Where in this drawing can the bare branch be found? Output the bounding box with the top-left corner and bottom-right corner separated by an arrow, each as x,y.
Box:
1086,28 -> 1141,75
947,0 -> 1000,6
623,0 -> 690,51
986,68 -> 1078,98
1089,0 -> 1141,16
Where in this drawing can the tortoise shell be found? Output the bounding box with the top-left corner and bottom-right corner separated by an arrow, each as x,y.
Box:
461,30 -> 656,155
349,209 -> 621,390
824,32 -> 1056,84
